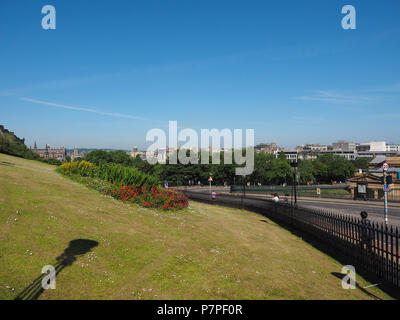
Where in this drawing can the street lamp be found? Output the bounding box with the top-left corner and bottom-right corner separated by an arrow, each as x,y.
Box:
290,160 -> 298,206
209,172 -> 212,195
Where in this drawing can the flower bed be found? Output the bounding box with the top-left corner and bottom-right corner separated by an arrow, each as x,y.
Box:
104,184 -> 188,210
57,160 -> 188,210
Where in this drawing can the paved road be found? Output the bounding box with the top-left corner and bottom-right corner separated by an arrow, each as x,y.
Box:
295,198 -> 400,227
183,187 -> 400,227
243,193 -> 400,227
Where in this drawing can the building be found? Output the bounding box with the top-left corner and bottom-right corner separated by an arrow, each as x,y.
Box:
279,149 -> 298,161
303,144 -> 328,152
318,150 -> 358,161
127,146 -> 147,160
32,142 -> 67,161
386,144 -> 400,152
347,155 -> 400,201
357,151 -> 399,159
69,148 -> 87,161
332,140 -> 357,151
358,141 -> 387,152
298,151 -> 319,160
255,142 -> 279,154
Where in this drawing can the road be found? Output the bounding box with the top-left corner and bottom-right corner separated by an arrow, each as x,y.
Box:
244,193 -> 400,227
295,198 -> 400,227
180,187 -> 400,227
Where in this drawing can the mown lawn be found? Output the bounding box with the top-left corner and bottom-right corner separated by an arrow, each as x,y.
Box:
0,153 -> 393,299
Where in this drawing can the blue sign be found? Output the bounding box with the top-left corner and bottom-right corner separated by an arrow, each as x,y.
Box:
383,185 -> 390,192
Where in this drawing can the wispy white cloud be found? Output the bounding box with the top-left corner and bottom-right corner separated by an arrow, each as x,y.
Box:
372,83 -> 400,92
20,97 -> 159,123
295,90 -> 377,105
290,115 -> 325,124
0,73 -> 120,97
364,113 -> 400,119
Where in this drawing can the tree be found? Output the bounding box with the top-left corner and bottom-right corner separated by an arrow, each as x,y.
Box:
312,160 -> 328,183
298,159 -> 315,184
85,150 -> 134,166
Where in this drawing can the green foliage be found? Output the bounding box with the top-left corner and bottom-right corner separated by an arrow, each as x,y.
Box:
297,159 -> 315,184
131,149 -> 361,186
316,153 -> 354,183
0,135 -> 39,160
41,158 -> 62,166
85,150 -> 134,166
57,160 -> 161,187
352,157 -> 370,171
77,148 -> 362,186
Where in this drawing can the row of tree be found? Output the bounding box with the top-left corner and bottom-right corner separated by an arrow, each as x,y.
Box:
82,149 -> 370,186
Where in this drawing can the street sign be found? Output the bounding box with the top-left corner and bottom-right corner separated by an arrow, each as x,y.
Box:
383,162 -> 389,172
208,176 -> 213,182
383,185 -> 390,192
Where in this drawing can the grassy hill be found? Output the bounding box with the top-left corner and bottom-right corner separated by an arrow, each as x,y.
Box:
0,153 -> 392,300
0,125 -> 40,161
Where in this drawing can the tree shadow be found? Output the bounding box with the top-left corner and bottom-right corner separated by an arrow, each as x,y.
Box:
331,272 -> 382,300
14,239 -> 98,300
0,161 -> 15,166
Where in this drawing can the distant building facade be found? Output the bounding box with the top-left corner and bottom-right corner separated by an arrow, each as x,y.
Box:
32,142 -> 67,161
332,140 -> 356,151
255,142 -> 279,155
127,146 -> 147,160
69,148 -> 87,161
348,156 -> 400,201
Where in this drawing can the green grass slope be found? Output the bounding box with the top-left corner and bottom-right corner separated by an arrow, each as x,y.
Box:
0,153 -> 392,300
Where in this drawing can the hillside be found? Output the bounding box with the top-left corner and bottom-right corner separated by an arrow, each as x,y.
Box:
0,125 -> 38,160
0,153 -> 392,300
0,125 -> 26,145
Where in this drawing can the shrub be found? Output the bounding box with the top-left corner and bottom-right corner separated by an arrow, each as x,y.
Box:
57,160 -> 161,187
57,160 -> 189,210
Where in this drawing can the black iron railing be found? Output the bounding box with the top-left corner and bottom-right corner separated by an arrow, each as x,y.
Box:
182,190 -> 400,288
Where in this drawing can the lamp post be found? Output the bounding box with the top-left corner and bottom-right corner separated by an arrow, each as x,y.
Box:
382,161 -> 390,227
209,172 -> 212,195
242,175 -> 246,198
290,160 -> 298,206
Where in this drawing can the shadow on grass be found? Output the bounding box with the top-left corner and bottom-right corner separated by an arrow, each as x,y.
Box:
331,272 -> 382,300
14,239 -> 98,300
0,161 -> 15,166
262,214 -> 400,299
226,202 -> 400,299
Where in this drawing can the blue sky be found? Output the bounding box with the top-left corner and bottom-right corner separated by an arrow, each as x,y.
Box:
0,0 -> 399,149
